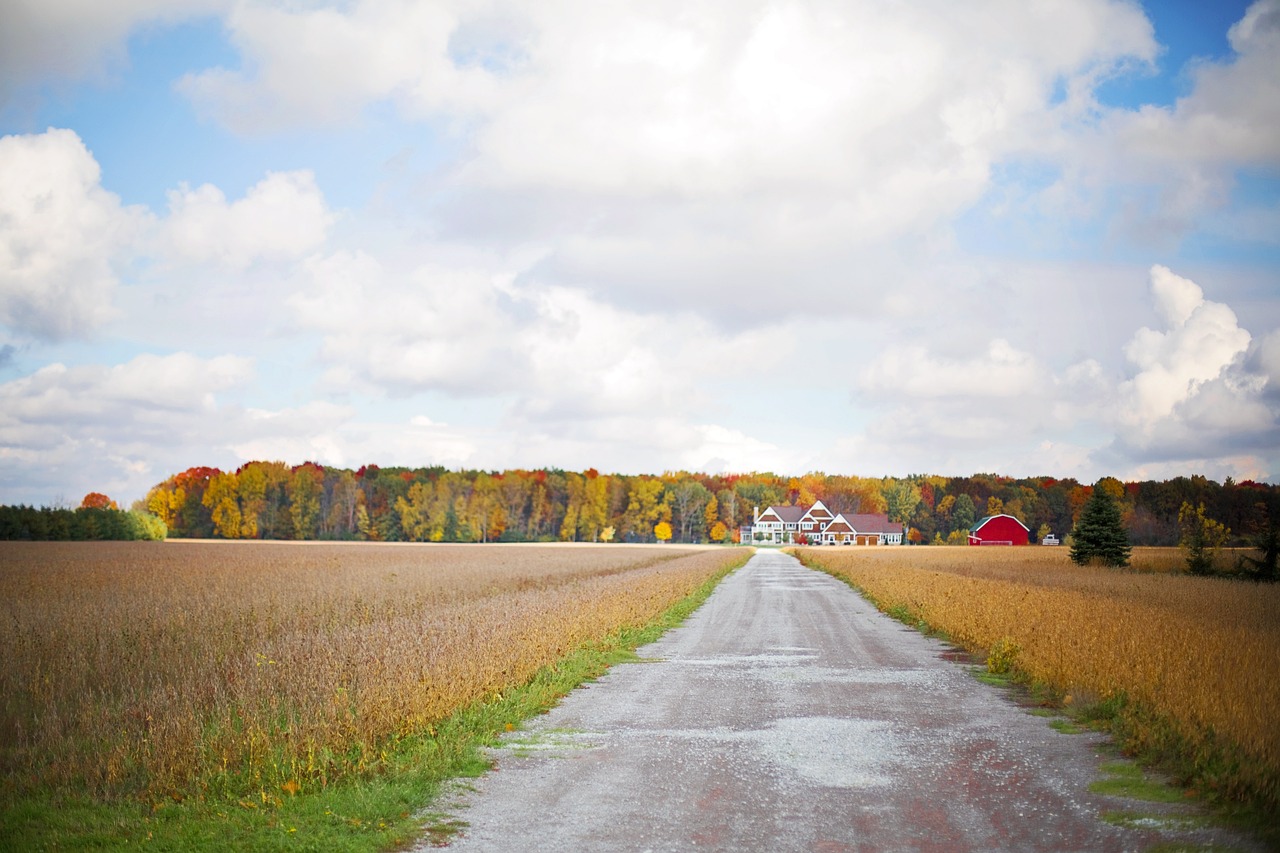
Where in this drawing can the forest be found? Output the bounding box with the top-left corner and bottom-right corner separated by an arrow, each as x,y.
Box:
100,463 -> 1279,547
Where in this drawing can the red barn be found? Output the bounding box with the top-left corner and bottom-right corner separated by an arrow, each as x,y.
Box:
967,514 -> 1031,546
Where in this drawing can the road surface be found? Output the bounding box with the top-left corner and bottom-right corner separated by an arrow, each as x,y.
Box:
424,549 -> 1251,852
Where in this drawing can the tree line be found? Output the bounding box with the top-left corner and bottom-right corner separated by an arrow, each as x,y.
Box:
111,463 -> 1276,547
0,504 -> 167,541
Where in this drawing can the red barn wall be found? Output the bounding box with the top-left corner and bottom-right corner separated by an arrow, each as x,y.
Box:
970,515 -> 1030,545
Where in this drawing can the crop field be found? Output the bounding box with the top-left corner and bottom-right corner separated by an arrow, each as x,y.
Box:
798,545 -> 1280,812
0,541 -> 743,808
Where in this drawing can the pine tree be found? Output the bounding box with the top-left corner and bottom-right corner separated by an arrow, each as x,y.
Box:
1069,485 -> 1131,567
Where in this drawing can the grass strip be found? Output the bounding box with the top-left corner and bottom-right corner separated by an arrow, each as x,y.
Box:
2,551 -> 751,851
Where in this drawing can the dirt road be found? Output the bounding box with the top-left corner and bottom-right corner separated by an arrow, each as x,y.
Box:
427,549 -> 1248,851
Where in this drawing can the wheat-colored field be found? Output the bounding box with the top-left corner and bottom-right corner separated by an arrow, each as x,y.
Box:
0,541 -> 742,801
798,545 -> 1280,808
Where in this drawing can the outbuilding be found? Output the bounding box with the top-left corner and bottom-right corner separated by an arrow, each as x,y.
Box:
967,514 -> 1031,546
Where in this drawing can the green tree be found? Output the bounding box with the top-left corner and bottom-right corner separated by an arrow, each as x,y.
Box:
1070,485 -> 1131,567
1238,497 -> 1279,583
952,494 -> 977,533
884,479 -> 922,525
1178,501 -> 1229,576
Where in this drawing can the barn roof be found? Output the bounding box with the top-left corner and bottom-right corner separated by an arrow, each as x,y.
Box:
970,514 -> 1031,534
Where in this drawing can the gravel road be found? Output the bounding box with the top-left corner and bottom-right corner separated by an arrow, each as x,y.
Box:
424,549 -> 1253,852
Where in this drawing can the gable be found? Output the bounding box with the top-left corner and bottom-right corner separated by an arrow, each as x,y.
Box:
971,514 -> 1031,534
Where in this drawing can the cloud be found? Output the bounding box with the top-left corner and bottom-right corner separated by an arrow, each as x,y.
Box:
0,129 -> 144,341
159,171 -> 334,269
1119,265 -> 1253,430
1096,266 -> 1279,471
0,0 -> 228,103
858,339 -> 1046,399
1050,0 -> 1280,240
177,0 -> 505,131
0,351 -> 254,505
174,1 -> 1157,304
290,248 -> 770,424
839,265 -> 1278,481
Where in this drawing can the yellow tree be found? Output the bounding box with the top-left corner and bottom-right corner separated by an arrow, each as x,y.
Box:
396,482 -> 432,541
237,463 -> 267,539
203,472 -> 242,539
622,478 -> 664,541
710,520 -> 728,542
654,521 -> 673,543
704,495 -> 719,538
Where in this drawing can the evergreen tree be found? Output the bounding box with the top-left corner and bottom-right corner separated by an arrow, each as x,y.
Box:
1238,496 -> 1280,583
1070,485 -> 1131,567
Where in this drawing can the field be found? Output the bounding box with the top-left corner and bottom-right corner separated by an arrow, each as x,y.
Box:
0,540 -> 744,815
798,545 -> 1280,814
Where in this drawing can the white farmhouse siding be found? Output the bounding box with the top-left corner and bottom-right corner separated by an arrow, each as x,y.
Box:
744,503 -> 903,545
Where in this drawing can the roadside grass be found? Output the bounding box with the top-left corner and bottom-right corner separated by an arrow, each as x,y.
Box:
1,551 -> 749,851
797,550 -> 1280,850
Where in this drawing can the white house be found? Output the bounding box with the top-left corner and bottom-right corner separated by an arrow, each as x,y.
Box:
741,500 -> 903,546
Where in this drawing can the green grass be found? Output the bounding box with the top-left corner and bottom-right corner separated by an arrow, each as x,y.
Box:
1,553 -> 750,851
1090,761 -> 1187,803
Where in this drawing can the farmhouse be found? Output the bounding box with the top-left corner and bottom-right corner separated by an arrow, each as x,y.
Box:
741,500 -> 903,546
967,514 -> 1031,546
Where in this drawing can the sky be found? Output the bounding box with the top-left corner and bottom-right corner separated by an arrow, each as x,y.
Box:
1,0 -> 1278,508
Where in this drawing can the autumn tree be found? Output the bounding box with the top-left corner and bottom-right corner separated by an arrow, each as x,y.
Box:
704,495 -> 719,538
237,463 -> 268,538
668,477 -> 710,543
622,478 -> 665,541
80,492 -> 117,510
654,521 -> 673,543
203,472 -> 242,538
288,463 -> 324,540
1178,501 -> 1229,576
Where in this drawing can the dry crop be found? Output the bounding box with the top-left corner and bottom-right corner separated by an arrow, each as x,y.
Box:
799,546 -> 1280,810
0,541 -> 741,802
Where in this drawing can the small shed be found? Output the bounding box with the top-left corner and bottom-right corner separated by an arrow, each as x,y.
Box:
967,514 -> 1031,546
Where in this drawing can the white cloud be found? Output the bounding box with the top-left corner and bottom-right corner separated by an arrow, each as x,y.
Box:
0,129 -> 143,340
178,0 -> 505,131
0,0 -> 228,102
159,171 -> 333,269
859,339 -> 1045,399
1092,266 -> 1279,473
1119,265 -> 1252,429
0,351 -> 254,505
290,248 -> 770,424
1050,0 -> 1280,239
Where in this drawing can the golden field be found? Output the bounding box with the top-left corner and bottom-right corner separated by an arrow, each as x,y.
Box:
798,545 -> 1280,809
0,541 -> 742,802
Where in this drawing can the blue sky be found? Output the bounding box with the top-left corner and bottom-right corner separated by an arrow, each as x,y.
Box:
1,0 -> 1278,507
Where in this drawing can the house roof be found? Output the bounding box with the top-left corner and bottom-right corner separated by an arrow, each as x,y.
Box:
766,505 -> 807,523
804,500 -> 833,520
837,513 -> 903,534
969,514 -> 1031,534
749,504 -> 902,536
